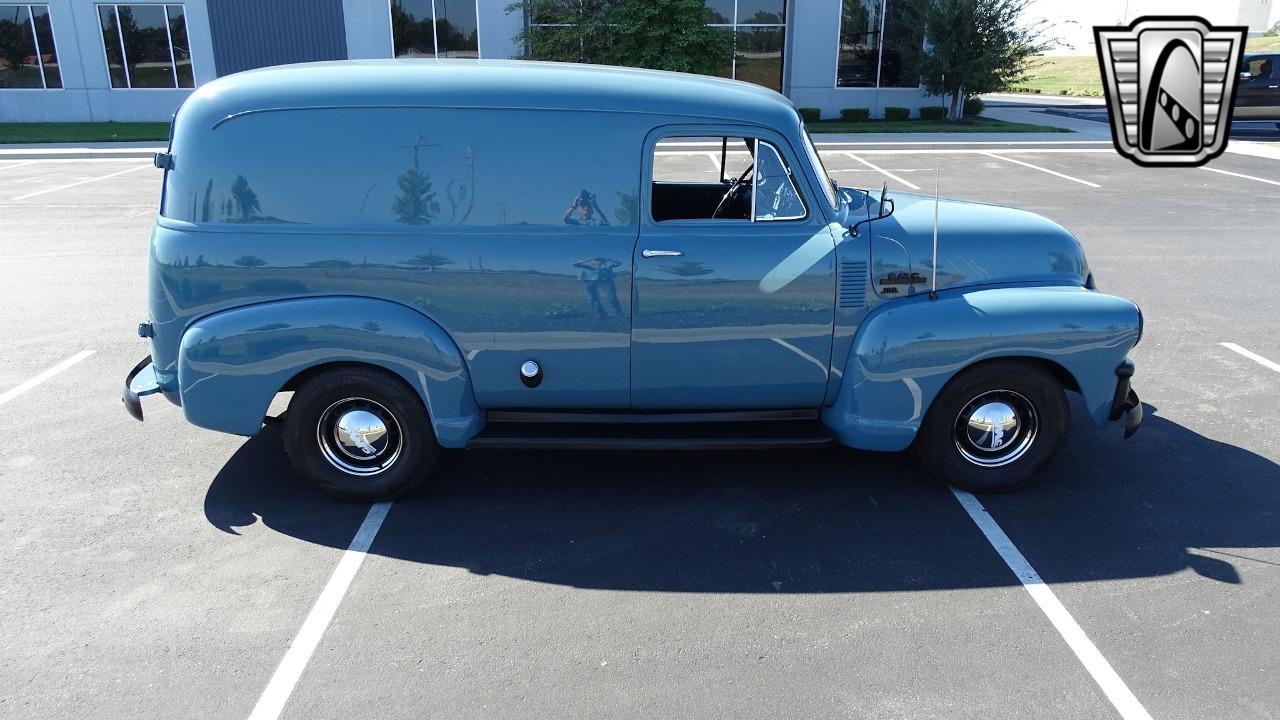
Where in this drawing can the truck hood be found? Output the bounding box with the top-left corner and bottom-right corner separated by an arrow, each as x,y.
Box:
855,188 -> 1090,299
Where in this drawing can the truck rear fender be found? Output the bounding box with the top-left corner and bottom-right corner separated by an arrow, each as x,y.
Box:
177,296 -> 482,446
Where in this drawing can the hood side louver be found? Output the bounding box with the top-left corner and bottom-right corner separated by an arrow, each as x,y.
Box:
839,260 -> 867,309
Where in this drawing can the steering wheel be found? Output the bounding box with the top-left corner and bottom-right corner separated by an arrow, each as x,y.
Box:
712,163 -> 755,219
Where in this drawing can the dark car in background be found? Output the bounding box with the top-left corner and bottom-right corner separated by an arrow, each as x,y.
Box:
1238,52 -> 1280,128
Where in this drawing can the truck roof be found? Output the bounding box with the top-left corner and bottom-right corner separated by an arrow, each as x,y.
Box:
181,59 -> 800,131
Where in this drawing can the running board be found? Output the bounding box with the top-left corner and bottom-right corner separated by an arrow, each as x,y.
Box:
466,419 -> 834,451
484,408 -> 820,425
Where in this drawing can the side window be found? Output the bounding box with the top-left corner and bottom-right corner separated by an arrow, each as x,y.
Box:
753,141 -> 806,221
650,136 -> 806,222
1247,57 -> 1273,79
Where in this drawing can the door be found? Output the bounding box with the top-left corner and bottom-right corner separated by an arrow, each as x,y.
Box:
631,130 -> 837,410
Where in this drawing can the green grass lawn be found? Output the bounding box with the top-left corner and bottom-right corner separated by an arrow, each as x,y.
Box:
806,116 -> 1070,133
1248,35 -> 1280,52
1015,37 -> 1280,98
1013,55 -> 1105,96
0,122 -> 170,144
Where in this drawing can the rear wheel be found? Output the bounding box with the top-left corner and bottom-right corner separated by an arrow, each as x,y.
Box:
914,360 -> 1068,492
283,366 -> 436,501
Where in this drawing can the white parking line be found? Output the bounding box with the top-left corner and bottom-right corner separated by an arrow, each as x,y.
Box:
979,152 -> 1101,188
0,160 -> 39,172
11,164 -> 151,201
1200,167 -> 1280,188
667,140 -> 1114,148
0,350 -> 95,407
815,140 -> 1113,147
1221,342 -> 1280,373
1,251 -> 88,260
842,152 -> 921,190
248,501 -> 392,720
952,489 -> 1154,720
841,148 -> 1117,155
0,156 -> 149,163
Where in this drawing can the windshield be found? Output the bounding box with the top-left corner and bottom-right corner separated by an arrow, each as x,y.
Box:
799,122 -> 839,209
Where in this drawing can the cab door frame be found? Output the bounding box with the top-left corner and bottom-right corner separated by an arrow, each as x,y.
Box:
630,122 -> 840,410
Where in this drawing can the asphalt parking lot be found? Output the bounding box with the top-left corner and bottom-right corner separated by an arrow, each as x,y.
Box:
1,139 -> 1278,720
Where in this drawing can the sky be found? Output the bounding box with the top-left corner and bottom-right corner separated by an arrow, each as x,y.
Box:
1025,0 -> 1279,54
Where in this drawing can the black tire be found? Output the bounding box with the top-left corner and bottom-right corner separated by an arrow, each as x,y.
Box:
282,366 -> 437,501
914,360 -> 1068,493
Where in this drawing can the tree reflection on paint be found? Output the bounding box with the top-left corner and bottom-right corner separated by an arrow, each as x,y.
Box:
393,135 -> 441,225
405,250 -> 454,272
658,260 -> 714,277
231,175 -> 260,221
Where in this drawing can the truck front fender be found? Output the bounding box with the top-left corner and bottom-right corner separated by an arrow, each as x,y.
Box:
178,296 -> 481,446
822,286 -> 1141,451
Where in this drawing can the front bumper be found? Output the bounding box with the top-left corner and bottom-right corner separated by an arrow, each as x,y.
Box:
123,355 -> 163,421
1108,360 -> 1142,439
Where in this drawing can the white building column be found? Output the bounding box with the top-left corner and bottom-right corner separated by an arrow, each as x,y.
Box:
342,0 -> 393,59
478,0 -> 523,59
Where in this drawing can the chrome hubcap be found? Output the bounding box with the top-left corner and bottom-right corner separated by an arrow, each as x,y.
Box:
317,398 -> 403,477
953,390 -> 1037,467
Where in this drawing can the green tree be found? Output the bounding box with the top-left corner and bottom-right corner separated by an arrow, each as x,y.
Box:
605,0 -> 733,75
511,0 -> 613,63
917,0 -> 1047,120
510,0 -> 731,75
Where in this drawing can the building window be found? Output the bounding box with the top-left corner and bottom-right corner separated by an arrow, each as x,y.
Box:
98,4 -> 194,88
0,4 -> 61,89
522,1 -> 787,92
836,0 -> 924,88
706,0 -> 787,92
391,0 -> 479,59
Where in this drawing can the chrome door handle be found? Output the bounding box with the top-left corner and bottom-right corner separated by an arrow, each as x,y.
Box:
642,249 -> 684,258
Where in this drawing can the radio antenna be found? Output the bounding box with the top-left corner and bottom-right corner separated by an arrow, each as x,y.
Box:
929,156 -> 939,301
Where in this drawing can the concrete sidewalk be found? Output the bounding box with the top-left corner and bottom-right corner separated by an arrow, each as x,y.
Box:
0,141 -> 165,160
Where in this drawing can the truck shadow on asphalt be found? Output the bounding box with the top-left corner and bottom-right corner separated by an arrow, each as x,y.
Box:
204,403 -> 1280,592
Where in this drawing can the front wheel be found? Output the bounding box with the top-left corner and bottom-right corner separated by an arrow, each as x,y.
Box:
914,360 -> 1069,493
283,366 -> 437,501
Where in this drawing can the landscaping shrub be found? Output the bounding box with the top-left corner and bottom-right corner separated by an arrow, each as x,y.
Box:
883,106 -> 910,121
798,107 -> 822,122
840,108 -> 870,122
963,96 -> 985,117
919,106 -> 948,121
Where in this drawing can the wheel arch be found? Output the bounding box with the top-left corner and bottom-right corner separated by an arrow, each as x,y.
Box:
176,296 -> 483,447
933,355 -> 1081,400
822,285 -> 1139,452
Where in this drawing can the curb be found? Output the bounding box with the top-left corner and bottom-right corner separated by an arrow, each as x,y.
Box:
0,147 -> 164,160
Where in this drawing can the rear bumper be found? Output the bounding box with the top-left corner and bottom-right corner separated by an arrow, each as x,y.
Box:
1108,360 -> 1142,439
122,355 -> 162,421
